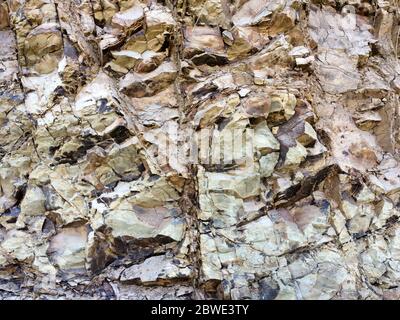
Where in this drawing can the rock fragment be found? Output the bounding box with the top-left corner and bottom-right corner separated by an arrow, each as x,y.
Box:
119,61 -> 177,97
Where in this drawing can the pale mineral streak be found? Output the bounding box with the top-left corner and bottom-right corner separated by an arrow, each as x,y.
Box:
1,0 -> 400,300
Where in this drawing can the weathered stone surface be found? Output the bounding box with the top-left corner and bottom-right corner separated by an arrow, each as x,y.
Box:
120,255 -> 192,284
48,226 -> 88,272
1,0 -> 400,301
184,26 -> 227,66
24,23 -> 63,74
111,5 -> 144,30
119,61 -> 177,97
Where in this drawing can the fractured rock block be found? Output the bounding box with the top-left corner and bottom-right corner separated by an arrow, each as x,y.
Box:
119,61 -> 177,97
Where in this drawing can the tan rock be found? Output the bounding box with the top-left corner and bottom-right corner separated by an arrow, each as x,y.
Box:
119,62 -> 177,97
111,5 -> 144,29
20,186 -> 46,217
47,226 -> 88,271
120,255 -> 192,284
24,23 -> 63,74
2,0 -> 400,301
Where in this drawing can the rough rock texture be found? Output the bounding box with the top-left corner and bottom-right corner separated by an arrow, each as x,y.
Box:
1,0 -> 400,300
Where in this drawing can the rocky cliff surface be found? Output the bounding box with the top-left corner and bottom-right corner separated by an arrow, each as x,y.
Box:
1,0 -> 400,300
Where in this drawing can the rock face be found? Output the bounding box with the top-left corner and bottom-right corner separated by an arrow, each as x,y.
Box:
1,0 -> 400,300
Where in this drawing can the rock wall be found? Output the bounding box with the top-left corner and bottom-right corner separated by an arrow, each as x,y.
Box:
1,0 -> 400,300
